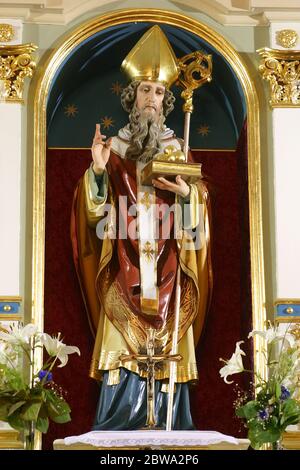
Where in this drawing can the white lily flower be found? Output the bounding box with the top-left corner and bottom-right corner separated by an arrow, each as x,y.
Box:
41,333 -> 80,367
248,326 -> 295,348
0,323 -> 38,346
219,341 -> 245,384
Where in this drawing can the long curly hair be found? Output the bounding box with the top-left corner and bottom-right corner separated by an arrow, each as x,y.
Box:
121,80 -> 175,116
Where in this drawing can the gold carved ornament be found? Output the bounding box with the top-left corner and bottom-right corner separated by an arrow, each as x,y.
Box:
257,48 -> 300,107
177,50 -> 212,114
0,43 -> 38,103
0,24 -> 14,42
276,29 -> 299,49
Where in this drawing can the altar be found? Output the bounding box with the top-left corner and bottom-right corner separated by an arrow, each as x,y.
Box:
53,430 -> 250,450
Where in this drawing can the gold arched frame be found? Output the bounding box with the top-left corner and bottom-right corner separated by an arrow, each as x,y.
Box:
31,7 -> 266,435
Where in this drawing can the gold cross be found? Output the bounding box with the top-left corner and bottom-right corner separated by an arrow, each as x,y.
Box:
119,328 -> 182,430
142,241 -> 155,262
141,192 -> 152,210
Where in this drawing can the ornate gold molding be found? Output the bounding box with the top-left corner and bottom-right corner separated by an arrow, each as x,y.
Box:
276,29 -> 299,49
257,48 -> 300,107
0,24 -> 14,42
0,43 -> 38,103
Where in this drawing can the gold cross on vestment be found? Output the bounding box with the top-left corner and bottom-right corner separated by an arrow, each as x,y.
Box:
141,192 -> 152,210
142,241 -> 155,262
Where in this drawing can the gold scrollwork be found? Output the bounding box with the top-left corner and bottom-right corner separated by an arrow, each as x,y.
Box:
0,24 -> 14,43
276,29 -> 299,49
0,43 -> 38,103
257,48 -> 300,107
177,50 -> 212,113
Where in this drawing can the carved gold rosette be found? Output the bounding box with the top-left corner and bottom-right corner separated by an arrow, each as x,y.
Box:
257,48 -> 300,107
276,29 -> 299,49
0,24 -> 14,42
0,43 -> 38,103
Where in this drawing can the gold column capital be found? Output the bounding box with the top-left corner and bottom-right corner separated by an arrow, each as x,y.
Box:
257,47 -> 300,107
0,43 -> 38,103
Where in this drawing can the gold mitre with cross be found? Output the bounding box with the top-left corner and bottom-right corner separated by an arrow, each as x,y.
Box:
121,25 -> 179,88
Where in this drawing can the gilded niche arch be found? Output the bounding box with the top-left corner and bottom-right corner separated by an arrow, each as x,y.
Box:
31,8 -> 266,437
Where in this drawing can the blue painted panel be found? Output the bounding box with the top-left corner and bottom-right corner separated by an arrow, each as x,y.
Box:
275,303 -> 300,318
0,302 -> 20,314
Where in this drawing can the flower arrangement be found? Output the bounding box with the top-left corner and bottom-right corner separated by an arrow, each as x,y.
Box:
219,324 -> 300,449
0,323 -> 80,449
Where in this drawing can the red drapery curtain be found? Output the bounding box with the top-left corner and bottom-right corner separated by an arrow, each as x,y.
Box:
191,120 -> 252,434
43,121 -> 251,449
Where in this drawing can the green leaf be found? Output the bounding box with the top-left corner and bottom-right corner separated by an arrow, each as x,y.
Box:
46,402 -> 58,419
7,401 -> 26,417
283,398 -> 300,415
36,416 -> 49,433
248,426 -> 281,449
0,400 -> 12,421
21,401 -> 42,421
281,414 -> 300,427
269,415 -> 279,427
51,412 -> 71,424
38,403 -> 49,419
236,400 -> 258,419
275,383 -> 281,399
46,395 -> 71,419
57,399 -> 71,414
280,398 -> 300,427
7,413 -> 25,432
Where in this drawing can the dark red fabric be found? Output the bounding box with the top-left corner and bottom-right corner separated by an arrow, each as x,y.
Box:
44,122 -> 250,447
44,149 -> 99,450
191,120 -> 251,437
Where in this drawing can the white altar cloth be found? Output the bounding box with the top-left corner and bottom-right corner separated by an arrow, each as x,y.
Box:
53,430 -> 250,450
